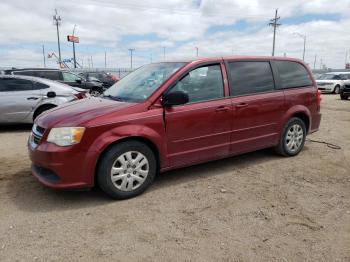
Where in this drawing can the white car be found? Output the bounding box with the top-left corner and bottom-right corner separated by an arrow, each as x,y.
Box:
0,75 -> 88,124
316,72 -> 350,94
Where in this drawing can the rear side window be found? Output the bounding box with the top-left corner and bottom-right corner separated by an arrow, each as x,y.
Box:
36,71 -> 62,80
0,78 -> 34,91
227,61 -> 275,96
275,61 -> 312,89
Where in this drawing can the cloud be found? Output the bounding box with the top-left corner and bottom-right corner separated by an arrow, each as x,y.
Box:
0,0 -> 349,69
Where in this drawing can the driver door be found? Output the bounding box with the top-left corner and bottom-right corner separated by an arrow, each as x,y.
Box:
164,64 -> 232,167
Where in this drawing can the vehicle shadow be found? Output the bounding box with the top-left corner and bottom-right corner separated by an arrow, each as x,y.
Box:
151,148 -> 279,191
0,124 -> 32,133
6,148 -> 282,213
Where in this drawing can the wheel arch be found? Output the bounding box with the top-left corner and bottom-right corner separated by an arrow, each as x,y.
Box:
33,103 -> 57,120
280,106 -> 311,135
93,136 -> 161,186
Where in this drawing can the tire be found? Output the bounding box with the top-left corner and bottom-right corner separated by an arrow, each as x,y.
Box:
33,105 -> 56,121
97,140 -> 157,199
90,87 -> 103,97
334,85 -> 340,94
340,94 -> 349,100
275,117 -> 306,157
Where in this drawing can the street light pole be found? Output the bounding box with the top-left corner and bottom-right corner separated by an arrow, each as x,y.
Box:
72,24 -> 77,68
53,9 -> 62,68
42,44 -> 46,68
195,47 -> 199,57
294,33 -> 306,61
128,48 -> 135,69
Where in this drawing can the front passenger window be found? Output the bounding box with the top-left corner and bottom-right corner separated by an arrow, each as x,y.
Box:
169,65 -> 224,104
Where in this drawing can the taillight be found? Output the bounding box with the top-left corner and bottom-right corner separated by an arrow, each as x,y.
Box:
316,89 -> 321,110
75,92 -> 87,100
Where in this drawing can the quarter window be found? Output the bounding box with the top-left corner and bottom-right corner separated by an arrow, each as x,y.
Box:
227,61 -> 275,96
275,61 -> 312,89
169,64 -> 224,104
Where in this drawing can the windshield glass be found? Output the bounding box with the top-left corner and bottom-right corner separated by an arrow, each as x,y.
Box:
317,74 -> 338,80
104,62 -> 186,102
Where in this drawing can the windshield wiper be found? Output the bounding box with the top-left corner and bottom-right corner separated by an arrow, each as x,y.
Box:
103,94 -> 125,101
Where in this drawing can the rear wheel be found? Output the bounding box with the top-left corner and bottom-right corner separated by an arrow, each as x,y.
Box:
33,104 -> 56,121
275,117 -> 306,157
340,93 -> 349,100
97,140 -> 157,199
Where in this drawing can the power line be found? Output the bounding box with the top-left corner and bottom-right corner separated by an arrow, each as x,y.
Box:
268,9 -> 281,57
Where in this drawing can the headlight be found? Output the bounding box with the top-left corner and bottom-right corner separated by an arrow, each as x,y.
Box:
47,127 -> 85,146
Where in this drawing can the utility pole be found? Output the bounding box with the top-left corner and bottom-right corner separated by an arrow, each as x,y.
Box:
104,51 -> 107,68
128,48 -> 135,69
72,24 -> 77,68
53,9 -> 62,67
90,55 -> 93,68
313,54 -> 317,70
42,45 -> 46,68
195,47 -> 199,57
163,47 -> 166,60
269,9 -> 281,56
320,58 -> 323,69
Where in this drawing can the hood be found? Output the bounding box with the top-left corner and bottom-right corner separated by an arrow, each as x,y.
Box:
36,97 -> 137,128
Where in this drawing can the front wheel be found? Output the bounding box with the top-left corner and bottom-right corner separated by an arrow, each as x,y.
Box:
97,140 -> 157,199
275,117 -> 306,157
340,93 -> 349,100
90,87 -> 103,97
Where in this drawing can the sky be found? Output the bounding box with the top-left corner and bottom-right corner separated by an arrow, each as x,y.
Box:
0,0 -> 350,69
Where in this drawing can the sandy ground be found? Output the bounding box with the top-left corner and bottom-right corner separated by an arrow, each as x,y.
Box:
0,95 -> 349,262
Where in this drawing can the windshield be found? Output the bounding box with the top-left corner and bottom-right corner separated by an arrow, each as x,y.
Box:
104,62 -> 186,102
317,74 -> 339,80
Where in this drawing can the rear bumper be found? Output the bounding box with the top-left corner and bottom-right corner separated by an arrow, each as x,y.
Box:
309,112 -> 322,134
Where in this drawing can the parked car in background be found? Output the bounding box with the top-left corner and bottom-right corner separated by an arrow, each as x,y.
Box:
28,56 -> 321,199
79,71 -> 119,88
0,75 -> 88,124
316,72 -> 350,94
4,68 -> 104,96
340,83 -> 350,100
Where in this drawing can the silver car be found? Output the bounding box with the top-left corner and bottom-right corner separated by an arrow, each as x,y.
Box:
0,75 -> 88,124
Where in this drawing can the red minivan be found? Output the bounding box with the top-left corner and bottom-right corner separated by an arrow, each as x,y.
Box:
28,56 -> 321,199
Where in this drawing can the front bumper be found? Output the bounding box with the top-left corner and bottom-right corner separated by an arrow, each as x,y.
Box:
317,85 -> 334,93
28,140 -> 96,189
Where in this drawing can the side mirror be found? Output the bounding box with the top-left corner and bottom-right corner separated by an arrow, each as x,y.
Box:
162,91 -> 189,107
75,78 -> 82,84
47,91 -> 56,98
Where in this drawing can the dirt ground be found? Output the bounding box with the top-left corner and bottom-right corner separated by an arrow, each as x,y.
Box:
0,95 -> 349,262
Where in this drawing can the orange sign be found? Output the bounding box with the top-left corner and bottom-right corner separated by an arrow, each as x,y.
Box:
67,35 -> 79,43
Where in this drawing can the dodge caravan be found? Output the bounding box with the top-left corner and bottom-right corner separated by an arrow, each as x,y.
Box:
28,56 -> 321,199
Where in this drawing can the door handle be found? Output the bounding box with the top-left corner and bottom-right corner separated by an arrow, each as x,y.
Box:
215,106 -> 230,112
27,97 -> 39,100
236,103 -> 248,108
